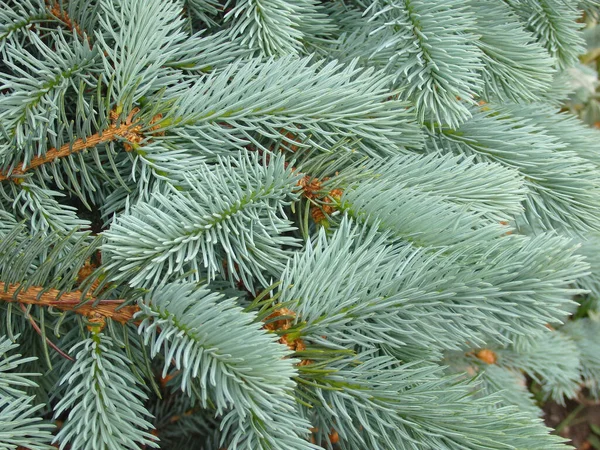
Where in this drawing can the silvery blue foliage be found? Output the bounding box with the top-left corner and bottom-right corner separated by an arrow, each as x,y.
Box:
0,0 -> 599,449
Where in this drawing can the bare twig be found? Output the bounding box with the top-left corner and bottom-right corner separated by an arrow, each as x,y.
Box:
19,303 -> 74,361
0,282 -> 139,324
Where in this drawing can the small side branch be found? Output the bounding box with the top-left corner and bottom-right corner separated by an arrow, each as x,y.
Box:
0,282 -> 138,324
19,303 -> 74,361
0,109 -> 145,182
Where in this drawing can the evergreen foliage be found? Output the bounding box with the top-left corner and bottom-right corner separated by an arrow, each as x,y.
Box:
1,1 -> 600,449
53,332 -> 157,450
0,335 -> 54,449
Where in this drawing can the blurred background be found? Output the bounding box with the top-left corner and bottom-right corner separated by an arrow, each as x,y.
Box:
546,8 -> 600,450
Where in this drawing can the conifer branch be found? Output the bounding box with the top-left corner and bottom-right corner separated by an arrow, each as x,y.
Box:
0,9 -> 47,42
0,108 -> 154,182
0,282 -> 138,324
53,332 -> 158,449
0,1 -> 595,447
0,125 -> 126,181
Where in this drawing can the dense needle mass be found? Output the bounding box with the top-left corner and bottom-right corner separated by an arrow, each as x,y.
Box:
0,1 -> 600,449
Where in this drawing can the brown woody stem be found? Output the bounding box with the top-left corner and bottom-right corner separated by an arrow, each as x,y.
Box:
0,282 -> 139,324
0,121 -> 136,182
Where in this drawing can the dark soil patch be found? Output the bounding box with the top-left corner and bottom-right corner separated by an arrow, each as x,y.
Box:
544,398 -> 600,449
